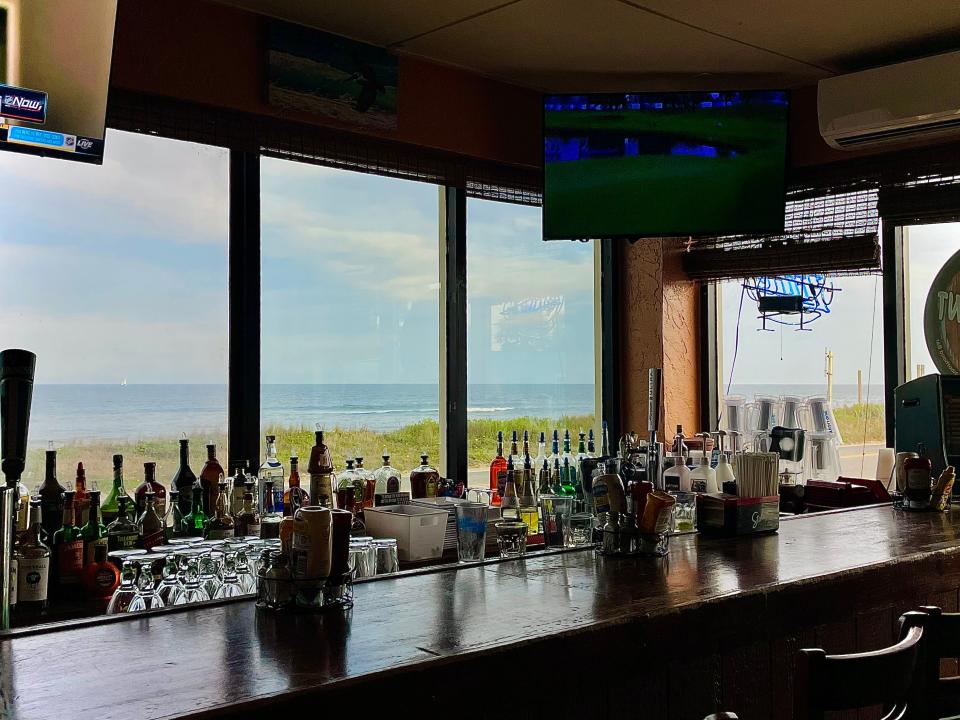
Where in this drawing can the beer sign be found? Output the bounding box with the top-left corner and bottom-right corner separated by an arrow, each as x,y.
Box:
924,248 -> 960,373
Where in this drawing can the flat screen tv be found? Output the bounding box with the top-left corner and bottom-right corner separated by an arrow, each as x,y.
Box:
0,0 -> 118,164
543,90 -> 789,239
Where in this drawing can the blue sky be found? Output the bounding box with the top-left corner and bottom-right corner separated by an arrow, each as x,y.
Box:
0,130 -> 595,386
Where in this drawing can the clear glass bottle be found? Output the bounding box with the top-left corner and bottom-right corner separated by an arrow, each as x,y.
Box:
560,430 -> 578,494
373,452 -> 401,496
283,454 -> 309,515
137,489 -> 166,551
107,496 -> 140,551
548,430 -> 561,468
100,454 -> 128,526
15,501 -> 50,614
307,429 -> 335,509
533,431 -> 548,476
537,459 -> 552,497
73,462 -> 90,537
551,457 -> 562,495
489,432 -> 507,506
229,460 -> 249,517
134,460 -> 166,518
587,429 -> 596,457
235,482 -> 261,538
53,490 -> 84,592
508,431 -> 521,468
205,480 -> 235,539
165,489 -> 183,539
500,456 -> 521,521
354,455 -> 375,509
259,480 -> 282,539
336,459 -> 357,511
518,454 -> 539,533
199,443 -> 225,521
105,559 -> 138,614
259,434 -> 285,514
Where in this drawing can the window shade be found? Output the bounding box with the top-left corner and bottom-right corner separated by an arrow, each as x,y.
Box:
106,89 -> 542,205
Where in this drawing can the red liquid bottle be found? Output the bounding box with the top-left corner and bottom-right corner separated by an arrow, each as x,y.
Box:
135,460 -> 167,518
489,431 -> 506,506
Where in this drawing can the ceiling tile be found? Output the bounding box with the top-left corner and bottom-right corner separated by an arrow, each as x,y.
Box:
215,0 -> 512,46
399,0 -> 824,90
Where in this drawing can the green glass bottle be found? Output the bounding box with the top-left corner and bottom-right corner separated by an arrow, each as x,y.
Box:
184,491 -> 207,538
79,490 -> 108,568
100,454 -> 129,526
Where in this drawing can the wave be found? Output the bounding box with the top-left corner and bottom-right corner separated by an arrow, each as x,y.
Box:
467,407 -> 515,413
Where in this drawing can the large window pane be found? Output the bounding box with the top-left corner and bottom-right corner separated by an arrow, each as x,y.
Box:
466,199 -> 596,483
0,130 -> 229,490
906,222 -> 960,380
260,160 -> 440,483
718,273 -> 884,478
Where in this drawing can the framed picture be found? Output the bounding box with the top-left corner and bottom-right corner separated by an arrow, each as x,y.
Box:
267,19 -> 398,131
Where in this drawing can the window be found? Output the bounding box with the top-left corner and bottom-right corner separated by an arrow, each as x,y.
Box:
465,198 -> 597,483
905,222 -> 960,380
718,272 -> 885,478
0,129 -> 229,490
260,159 -> 440,481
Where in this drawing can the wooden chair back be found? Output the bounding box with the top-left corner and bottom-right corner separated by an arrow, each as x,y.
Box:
794,611 -> 928,720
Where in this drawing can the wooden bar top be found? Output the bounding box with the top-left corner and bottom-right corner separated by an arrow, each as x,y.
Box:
5,505 -> 960,720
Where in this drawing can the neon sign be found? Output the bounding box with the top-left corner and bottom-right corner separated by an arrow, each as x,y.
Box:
742,274 -> 838,328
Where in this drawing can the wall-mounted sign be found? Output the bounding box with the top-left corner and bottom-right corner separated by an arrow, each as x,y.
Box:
742,274 -> 837,328
266,20 -> 398,131
0,84 -> 48,124
924,248 -> 960,373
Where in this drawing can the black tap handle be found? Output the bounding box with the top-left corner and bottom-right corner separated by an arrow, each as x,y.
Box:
0,349 -> 36,486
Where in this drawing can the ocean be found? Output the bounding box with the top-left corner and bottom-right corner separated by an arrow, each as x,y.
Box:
26,383 -> 597,446
726,383 -> 885,407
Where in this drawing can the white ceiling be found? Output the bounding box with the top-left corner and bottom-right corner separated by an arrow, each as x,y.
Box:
217,0 -> 960,91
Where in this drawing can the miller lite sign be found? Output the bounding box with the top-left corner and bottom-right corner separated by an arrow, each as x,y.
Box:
0,84 -> 47,124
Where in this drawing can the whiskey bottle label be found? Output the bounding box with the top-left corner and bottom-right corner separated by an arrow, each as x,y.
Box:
142,530 -> 166,551
108,531 -> 139,551
207,528 -> 235,540
18,557 -> 49,602
245,523 -> 261,538
57,539 -> 84,583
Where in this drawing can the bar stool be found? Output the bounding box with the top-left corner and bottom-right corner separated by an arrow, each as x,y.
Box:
794,611 -> 928,720
902,606 -> 960,719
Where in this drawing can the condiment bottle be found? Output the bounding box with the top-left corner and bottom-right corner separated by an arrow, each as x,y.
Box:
931,465 -> 957,511
903,445 -> 933,510
690,452 -> 719,493
662,451 -> 691,493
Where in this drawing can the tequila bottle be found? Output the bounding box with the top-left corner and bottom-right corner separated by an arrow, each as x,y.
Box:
259,435 -> 285,513
373,452 -> 401,496
489,431 -> 507,506
409,454 -> 439,499
100,454 -> 129,526
106,496 -> 139,551
354,455 -> 375,509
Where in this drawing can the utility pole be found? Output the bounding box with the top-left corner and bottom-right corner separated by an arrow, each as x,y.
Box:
825,349 -> 834,403
857,369 -> 863,405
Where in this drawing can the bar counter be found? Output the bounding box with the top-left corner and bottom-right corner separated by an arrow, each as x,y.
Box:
6,504 -> 960,720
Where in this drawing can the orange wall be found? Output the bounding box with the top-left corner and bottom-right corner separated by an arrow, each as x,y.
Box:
109,0 -> 542,168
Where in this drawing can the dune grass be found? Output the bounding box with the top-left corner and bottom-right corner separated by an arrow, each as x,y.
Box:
834,403 -> 885,444
22,414 -> 597,490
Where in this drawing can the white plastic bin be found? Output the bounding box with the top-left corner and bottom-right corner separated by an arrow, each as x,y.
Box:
363,504 -> 448,561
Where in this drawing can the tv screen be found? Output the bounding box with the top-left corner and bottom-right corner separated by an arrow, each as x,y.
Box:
543,91 -> 789,239
0,0 -> 117,164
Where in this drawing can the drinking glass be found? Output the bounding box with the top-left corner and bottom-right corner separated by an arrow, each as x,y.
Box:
234,546 -> 257,594
669,491 -> 697,533
568,512 -> 595,547
128,560 -> 166,612
373,539 -> 399,574
198,553 -> 223,599
214,552 -> 245,599
157,552 -> 185,606
540,495 -> 575,548
455,502 -> 488,562
175,556 -> 211,605
495,521 -> 528,558
106,560 -> 138,614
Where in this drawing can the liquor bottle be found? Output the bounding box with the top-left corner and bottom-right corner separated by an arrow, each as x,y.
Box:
409,454 -> 439,499
229,461 -> 249,516
500,456 -> 521,521
373,451 -> 401,496
518,454 -> 539,533
549,430 -> 561,467
258,435 -> 285,514
533,432 -> 548,475
106,496 -> 139,551
587,429 -> 596,457
134,458 -> 167,518
235,481 -> 261,537
489,431 -> 507,507
73,462 -> 90,536
538,459 -> 552,497
199,443 -> 225,520
137,489 -> 166,551
53,490 -> 84,592
508,431 -> 521,467
38,444 -> 66,539
354,455 -> 375,509
82,544 -> 120,602
100,454 -> 129,526
671,425 -> 688,458
560,458 -> 577,497
259,481 -> 281,539
283,455 -> 309,515
171,437 -> 198,521
551,458 -> 562,495
16,501 -> 50,614
165,489 -> 185,539
336,459 -> 357,511
205,481 -> 235,540
521,430 -> 531,464
183,489 -> 207,538
307,429 -> 335,509
601,421 -> 610,457
576,430 -> 588,465
79,490 -> 107,568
